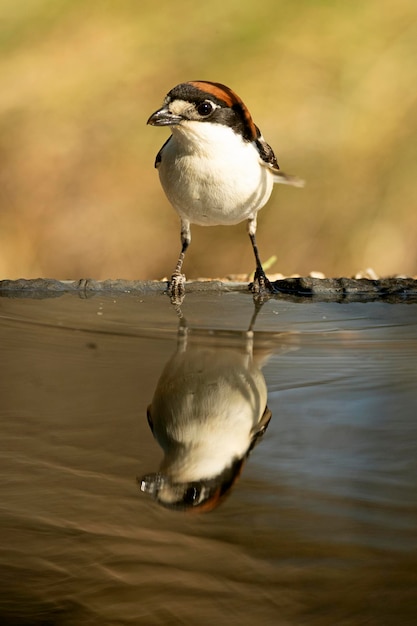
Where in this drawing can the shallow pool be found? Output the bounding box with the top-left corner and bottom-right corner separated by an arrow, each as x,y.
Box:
1,291 -> 416,625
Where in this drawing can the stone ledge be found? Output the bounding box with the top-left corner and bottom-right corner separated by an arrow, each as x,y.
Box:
1,276 -> 417,303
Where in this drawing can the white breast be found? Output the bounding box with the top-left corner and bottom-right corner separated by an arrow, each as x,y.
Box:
157,121 -> 274,226
150,346 -> 268,483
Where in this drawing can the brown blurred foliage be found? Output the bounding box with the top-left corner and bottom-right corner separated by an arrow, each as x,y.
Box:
0,0 -> 416,280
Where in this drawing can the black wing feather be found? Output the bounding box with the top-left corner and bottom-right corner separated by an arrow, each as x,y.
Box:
254,129 -> 280,170
155,136 -> 172,168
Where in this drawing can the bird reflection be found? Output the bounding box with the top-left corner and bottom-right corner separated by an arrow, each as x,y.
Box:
139,303 -> 272,513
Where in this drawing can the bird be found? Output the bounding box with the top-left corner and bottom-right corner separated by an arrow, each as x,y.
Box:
139,320 -> 272,512
147,81 -> 303,300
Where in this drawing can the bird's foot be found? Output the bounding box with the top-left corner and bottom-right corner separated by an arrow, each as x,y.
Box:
249,268 -> 276,298
168,272 -> 186,306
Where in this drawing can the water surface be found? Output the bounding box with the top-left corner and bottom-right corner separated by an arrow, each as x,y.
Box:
1,292 -> 416,625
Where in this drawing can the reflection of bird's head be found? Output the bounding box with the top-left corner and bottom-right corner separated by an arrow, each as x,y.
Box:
139,456 -> 246,513
139,405 -> 271,513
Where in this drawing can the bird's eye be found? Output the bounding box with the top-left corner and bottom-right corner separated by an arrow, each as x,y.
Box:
183,486 -> 200,505
196,101 -> 214,117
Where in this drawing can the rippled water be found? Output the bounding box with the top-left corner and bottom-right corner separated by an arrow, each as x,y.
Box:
1,291 -> 416,625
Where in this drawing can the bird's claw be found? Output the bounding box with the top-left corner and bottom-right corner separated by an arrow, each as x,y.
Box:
168,272 -> 186,305
249,268 -> 276,298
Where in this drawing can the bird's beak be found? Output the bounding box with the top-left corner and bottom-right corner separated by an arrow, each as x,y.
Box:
139,473 -> 167,495
147,106 -> 183,126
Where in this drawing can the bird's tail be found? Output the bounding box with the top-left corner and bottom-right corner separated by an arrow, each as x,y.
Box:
272,171 -> 305,187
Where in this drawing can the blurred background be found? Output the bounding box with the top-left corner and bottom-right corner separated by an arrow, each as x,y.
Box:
0,0 -> 416,281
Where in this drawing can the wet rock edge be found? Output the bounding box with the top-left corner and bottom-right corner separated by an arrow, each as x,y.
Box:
1,277 -> 417,303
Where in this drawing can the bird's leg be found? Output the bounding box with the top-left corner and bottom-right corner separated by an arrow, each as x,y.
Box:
247,216 -> 275,295
247,296 -> 266,333
169,219 -> 191,304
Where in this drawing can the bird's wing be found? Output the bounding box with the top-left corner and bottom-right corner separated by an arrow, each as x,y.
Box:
146,406 -> 154,433
255,133 -> 304,187
255,133 -> 280,168
248,406 -> 272,453
154,136 -> 172,169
